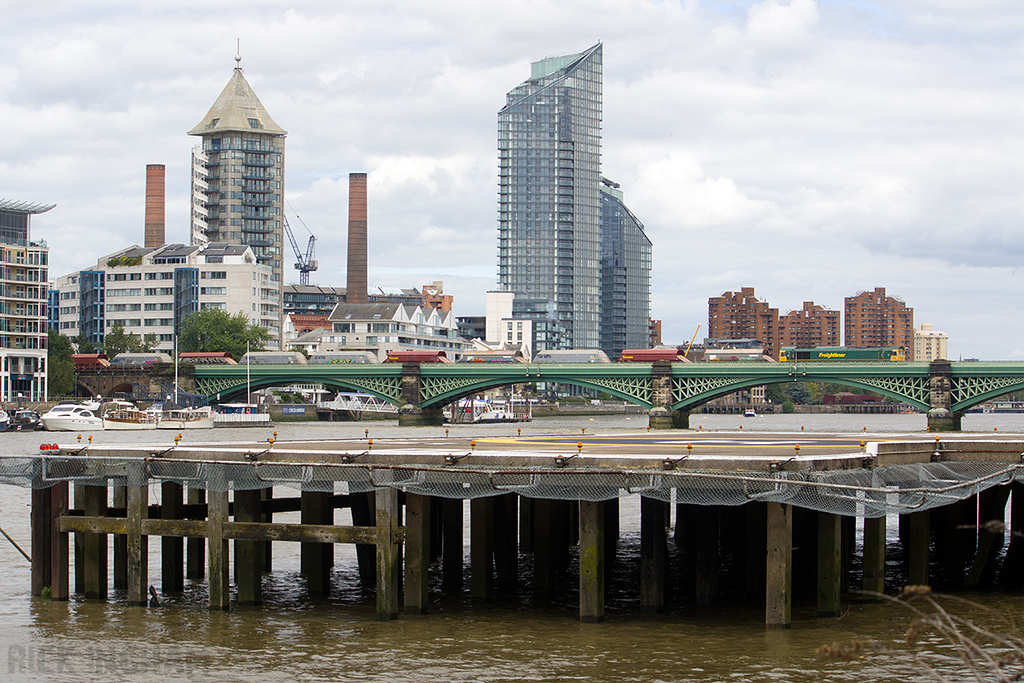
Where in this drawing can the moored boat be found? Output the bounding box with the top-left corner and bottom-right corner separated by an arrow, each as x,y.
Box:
102,401 -> 158,430
12,409 -> 40,431
157,405 -> 215,430
40,402 -> 104,431
744,408 -> 757,417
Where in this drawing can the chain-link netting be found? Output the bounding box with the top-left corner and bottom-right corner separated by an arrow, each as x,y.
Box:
0,455 -> 1020,517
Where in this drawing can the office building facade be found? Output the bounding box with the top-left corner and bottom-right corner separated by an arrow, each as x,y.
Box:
498,44 -> 603,351
0,200 -> 51,401
189,59 -> 286,345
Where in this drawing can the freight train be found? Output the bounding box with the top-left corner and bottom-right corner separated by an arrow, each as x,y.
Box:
778,346 -> 906,362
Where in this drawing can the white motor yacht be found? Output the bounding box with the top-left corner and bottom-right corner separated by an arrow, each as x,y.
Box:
40,402 -> 104,432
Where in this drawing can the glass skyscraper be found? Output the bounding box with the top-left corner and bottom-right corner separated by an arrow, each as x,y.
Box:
498,44 -> 603,351
600,178 -> 652,359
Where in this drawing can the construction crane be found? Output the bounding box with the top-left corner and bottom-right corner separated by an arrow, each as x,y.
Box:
283,214 -> 318,286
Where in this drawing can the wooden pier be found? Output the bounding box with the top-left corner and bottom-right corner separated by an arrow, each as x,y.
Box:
13,432 -> 1024,627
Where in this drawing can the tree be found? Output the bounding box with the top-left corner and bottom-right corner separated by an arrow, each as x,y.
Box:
72,334 -> 98,354
47,330 -> 76,397
102,322 -> 157,357
178,308 -> 270,360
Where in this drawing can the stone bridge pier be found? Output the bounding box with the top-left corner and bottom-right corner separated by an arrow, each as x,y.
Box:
397,363 -> 443,427
649,361 -> 688,430
927,359 -> 961,432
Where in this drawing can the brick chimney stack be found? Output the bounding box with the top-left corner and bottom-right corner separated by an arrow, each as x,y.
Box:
346,172 -> 368,303
144,164 -> 165,247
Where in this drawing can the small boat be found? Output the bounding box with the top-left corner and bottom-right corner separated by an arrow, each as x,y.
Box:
41,402 -> 104,431
12,409 -> 40,431
0,409 -> 9,432
157,405 -> 215,430
102,401 -> 158,430
744,408 -> 757,417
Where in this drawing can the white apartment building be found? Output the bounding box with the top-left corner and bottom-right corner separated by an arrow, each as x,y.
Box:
914,323 -> 949,362
289,303 -> 469,360
55,242 -> 280,351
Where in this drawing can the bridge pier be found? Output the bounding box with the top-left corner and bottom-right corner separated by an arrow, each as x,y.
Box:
927,359 -> 962,432
397,362 -> 444,427
649,361 -> 688,429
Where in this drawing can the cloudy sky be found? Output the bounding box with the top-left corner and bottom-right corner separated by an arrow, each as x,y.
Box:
3,1 -> 1023,359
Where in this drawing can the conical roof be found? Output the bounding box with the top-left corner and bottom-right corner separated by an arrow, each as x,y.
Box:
189,68 -> 286,136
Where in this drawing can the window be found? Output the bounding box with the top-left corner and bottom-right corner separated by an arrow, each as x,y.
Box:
201,271 -> 227,279
200,287 -> 227,295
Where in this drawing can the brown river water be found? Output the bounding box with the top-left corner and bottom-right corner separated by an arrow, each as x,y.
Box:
1,413 -> 1023,682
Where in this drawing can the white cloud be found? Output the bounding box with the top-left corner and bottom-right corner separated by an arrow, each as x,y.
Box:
4,1 -> 1024,360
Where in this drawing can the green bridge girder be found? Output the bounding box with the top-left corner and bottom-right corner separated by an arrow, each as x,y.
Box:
192,361 -> 1024,413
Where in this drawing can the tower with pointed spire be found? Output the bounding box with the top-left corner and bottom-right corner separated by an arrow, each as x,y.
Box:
189,53 -> 286,345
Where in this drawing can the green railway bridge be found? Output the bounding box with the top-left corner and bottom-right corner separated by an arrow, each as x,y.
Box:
189,359 -> 1024,431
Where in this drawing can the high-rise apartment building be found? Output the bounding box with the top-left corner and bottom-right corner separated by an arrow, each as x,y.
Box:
0,200 -> 50,401
599,177 -> 651,359
189,57 -> 286,345
498,44 -> 603,351
844,287 -> 914,357
914,323 -> 948,362
778,301 -> 840,349
707,287 -> 781,359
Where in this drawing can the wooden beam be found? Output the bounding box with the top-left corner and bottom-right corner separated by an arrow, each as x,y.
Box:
640,496 -> 667,613
31,487 -> 51,597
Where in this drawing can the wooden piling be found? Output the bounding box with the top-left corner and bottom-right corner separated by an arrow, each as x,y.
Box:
234,489 -> 263,605
82,485 -> 107,600
817,512 -> 841,618
126,480 -> 147,606
745,502 -> 767,598
603,497 -> 619,573
351,491 -> 376,587
50,483 -> 70,601
262,487 -> 274,572
969,485 -> 1011,587
579,500 -> 605,623
640,496 -> 667,613
1000,483 -> 1024,589
766,502 -> 792,628
519,496 -> 534,552
470,497 -> 494,601
862,516 -> 885,600
112,484 -> 127,589
533,498 -> 555,599
300,491 -> 333,595
493,493 -> 519,591
161,482 -> 184,593
207,490 -> 230,611
903,510 -> 930,586
442,498 -> 464,594
404,493 -> 430,615
73,484 -> 84,595
693,505 -> 720,604
375,487 -> 399,621
30,487 -> 51,597
185,487 -> 205,581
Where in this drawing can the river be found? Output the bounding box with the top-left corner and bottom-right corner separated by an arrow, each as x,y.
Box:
1,413 -> 1023,681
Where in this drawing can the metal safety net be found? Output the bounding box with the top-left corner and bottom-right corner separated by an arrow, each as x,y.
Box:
0,455 -> 1019,518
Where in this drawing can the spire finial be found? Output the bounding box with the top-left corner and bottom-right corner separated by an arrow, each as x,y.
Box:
235,39 -> 242,70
